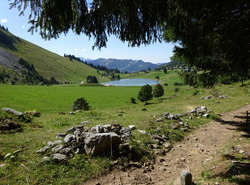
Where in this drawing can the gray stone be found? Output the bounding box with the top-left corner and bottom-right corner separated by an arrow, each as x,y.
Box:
56,133 -> 66,138
74,129 -> 81,136
219,95 -> 227,99
47,141 -> 56,147
156,117 -> 164,122
67,127 -> 76,134
129,125 -> 136,130
37,146 -> 50,153
203,113 -> 209,118
59,147 -> 72,154
180,170 -> 192,185
138,130 -> 146,134
163,142 -> 172,152
54,140 -> 62,145
120,127 -> 131,141
204,95 -> 212,100
163,112 -> 169,117
64,134 -> 75,143
51,153 -> 67,161
51,144 -> 64,153
84,132 -> 121,155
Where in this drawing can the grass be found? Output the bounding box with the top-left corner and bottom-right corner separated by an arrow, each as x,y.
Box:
0,71 -> 249,184
0,28 -> 102,83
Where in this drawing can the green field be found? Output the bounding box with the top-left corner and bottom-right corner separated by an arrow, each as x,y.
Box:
0,71 -> 249,184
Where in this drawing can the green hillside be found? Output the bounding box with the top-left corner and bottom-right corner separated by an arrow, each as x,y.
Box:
0,27 -> 100,83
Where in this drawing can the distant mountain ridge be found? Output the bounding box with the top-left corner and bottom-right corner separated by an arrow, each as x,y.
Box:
81,58 -> 163,73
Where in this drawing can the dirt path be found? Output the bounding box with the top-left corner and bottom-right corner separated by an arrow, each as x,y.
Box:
87,104 -> 250,185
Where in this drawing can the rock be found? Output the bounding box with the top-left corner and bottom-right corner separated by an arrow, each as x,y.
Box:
64,134 -> 75,143
163,142 -> 172,152
118,113 -> 123,116
51,153 -> 67,161
219,95 -> 227,99
103,124 -> 112,132
142,108 -> 147,111
204,95 -> 212,100
156,117 -> 164,122
84,132 -> 121,155
47,141 -> 56,148
56,133 -> 67,138
43,156 -> 51,162
59,147 -> 72,154
120,127 -> 131,141
37,146 -> 50,153
95,125 -> 104,133
51,144 -> 64,153
129,125 -> 136,130
1,108 -> 24,116
54,140 -> 62,145
180,170 -> 192,185
138,130 -> 146,134
81,121 -> 92,125
76,125 -> 84,130
74,129 -> 81,136
239,149 -> 245,154
163,112 -> 169,117
67,127 -> 76,134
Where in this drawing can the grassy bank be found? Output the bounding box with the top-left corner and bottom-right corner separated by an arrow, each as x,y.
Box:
0,73 -> 249,184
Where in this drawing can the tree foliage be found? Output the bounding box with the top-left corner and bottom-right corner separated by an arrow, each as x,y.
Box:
72,97 -> 90,111
11,0 -> 250,83
86,75 -> 98,83
137,84 -> 153,103
153,84 -> 164,99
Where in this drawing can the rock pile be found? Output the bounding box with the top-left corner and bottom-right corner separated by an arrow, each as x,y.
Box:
37,123 -> 134,161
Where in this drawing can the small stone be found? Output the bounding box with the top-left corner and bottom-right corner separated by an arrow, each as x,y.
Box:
64,134 -> 75,143
37,146 -> 50,153
56,133 -> 66,138
51,153 -> 67,161
43,156 -> 51,162
129,125 -> 136,130
239,150 -> 245,154
156,117 -> 164,122
54,140 -> 62,145
138,130 -> 146,134
67,127 -> 76,134
180,170 -> 192,185
51,144 -> 64,153
47,141 -> 55,147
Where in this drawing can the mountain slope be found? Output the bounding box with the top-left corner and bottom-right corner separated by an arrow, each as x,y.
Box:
0,27 -> 100,83
86,58 -> 159,72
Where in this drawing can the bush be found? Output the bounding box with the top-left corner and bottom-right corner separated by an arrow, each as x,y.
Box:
72,97 -> 90,111
174,87 -> 180,93
130,97 -> 136,104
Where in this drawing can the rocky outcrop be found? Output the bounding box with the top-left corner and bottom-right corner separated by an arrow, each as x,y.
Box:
37,123 -> 133,161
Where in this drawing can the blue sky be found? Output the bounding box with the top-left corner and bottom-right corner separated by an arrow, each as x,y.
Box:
0,0 -> 175,64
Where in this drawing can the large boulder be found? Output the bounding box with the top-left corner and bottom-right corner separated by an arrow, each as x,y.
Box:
84,132 -> 121,155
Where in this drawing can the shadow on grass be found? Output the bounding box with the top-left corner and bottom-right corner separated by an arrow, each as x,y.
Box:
206,109 -> 250,185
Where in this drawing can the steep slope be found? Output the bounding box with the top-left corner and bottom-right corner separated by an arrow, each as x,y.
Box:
0,27 -> 100,83
86,58 -> 159,72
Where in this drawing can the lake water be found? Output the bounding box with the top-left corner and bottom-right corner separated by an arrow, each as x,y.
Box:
101,78 -> 159,86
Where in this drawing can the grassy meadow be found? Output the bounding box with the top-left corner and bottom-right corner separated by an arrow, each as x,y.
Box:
0,71 -> 249,184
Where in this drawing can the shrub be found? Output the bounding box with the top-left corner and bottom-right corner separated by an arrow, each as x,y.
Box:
72,97 -> 90,111
174,87 -> 180,93
130,97 -> 136,104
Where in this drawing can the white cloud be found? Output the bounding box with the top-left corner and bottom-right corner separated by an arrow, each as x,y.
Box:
74,48 -> 79,52
81,48 -> 87,52
22,25 -> 25,29
1,18 -> 8,23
